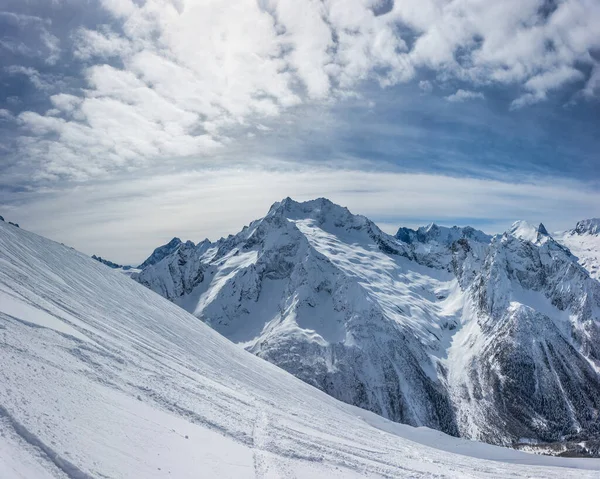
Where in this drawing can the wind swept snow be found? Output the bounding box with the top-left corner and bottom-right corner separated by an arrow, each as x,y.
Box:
1,221 -> 600,477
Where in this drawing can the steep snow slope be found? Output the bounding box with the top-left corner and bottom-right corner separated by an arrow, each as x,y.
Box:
3,219 -> 599,477
555,218 -> 600,281
135,200 -> 600,450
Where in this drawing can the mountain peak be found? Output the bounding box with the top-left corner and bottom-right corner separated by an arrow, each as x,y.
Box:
574,218 -> 600,235
269,197 -> 342,213
267,197 -> 357,226
422,222 -> 439,234
167,237 -> 183,246
138,237 -> 185,269
508,220 -> 549,243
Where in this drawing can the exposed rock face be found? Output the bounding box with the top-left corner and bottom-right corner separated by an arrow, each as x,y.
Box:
574,218 -> 600,236
92,255 -> 125,269
134,200 -> 600,449
135,240 -> 208,300
450,226 -> 600,444
137,237 -> 184,269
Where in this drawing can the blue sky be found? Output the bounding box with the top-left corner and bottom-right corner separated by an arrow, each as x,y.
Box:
1,0 -> 599,263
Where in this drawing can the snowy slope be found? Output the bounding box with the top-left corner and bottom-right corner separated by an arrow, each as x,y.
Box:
135,200 -> 600,450
3,218 -> 600,477
555,218 -> 600,281
136,198 -> 461,434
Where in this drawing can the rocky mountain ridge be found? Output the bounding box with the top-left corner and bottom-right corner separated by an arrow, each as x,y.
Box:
132,199 -> 600,451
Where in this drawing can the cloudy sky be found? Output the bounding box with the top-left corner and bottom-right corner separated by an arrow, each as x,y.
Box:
1,0 -> 599,264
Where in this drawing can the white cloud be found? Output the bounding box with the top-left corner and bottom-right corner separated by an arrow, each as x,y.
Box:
6,162 -> 600,264
5,65 -> 52,90
419,80 -> 433,93
0,11 -> 60,63
0,109 -> 15,121
40,29 -> 60,65
72,27 -> 132,60
511,66 -> 584,108
582,63 -> 600,98
445,89 -> 485,102
50,93 -> 82,113
7,0 -> 600,179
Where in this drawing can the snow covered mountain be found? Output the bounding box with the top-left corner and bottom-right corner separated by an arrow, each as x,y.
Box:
134,198 -> 600,451
138,236 -> 184,269
5,213 -> 600,477
555,218 -> 600,281
452,221 -> 600,445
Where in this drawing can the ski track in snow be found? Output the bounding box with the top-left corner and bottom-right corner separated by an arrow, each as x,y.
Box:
2,221 -> 600,478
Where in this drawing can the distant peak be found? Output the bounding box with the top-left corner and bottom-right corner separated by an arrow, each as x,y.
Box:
396,223 -> 491,245
268,197 -> 351,220
138,237 -> 186,269
267,196 -> 297,215
508,221 -> 550,243
574,218 -> 600,236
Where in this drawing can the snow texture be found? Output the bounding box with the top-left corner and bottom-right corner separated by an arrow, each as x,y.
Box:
4,218 -> 600,477
135,198 -> 600,449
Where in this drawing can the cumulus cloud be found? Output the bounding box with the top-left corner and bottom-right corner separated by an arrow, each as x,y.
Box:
4,65 -> 52,90
511,66 -> 585,108
445,89 -> 485,102
0,109 -> 15,121
5,0 -> 600,179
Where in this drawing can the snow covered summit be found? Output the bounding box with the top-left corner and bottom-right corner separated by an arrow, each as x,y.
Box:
138,236 -> 186,269
134,198 -> 600,452
508,220 -> 550,244
5,210 -> 600,477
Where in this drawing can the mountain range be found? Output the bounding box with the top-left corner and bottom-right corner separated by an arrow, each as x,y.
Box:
131,198 -> 600,454
5,209 -> 600,476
